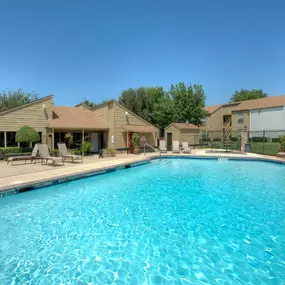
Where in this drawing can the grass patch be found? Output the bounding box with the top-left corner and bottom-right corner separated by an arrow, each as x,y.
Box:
250,142 -> 280,156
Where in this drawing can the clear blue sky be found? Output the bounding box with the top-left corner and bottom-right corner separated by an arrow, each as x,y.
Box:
0,0 -> 284,106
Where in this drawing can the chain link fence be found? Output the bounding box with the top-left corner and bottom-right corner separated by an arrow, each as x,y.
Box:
202,129 -> 285,156
247,130 -> 285,156
162,129 -> 285,156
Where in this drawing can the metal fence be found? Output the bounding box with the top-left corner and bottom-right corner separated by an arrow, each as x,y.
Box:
161,129 -> 285,156
247,130 -> 285,156
205,129 -> 285,156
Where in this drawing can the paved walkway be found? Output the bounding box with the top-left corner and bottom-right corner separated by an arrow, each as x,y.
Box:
0,150 -> 283,192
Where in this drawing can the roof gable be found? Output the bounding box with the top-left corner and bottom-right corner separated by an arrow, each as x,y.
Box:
166,122 -> 199,130
204,104 -> 222,114
0,95 -> 53,115
113,101 -> 159,131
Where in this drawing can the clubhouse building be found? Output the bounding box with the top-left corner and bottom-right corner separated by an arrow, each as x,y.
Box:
0,95 -> 158,152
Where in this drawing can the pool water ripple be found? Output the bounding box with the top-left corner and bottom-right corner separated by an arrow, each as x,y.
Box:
0,159 -> 284,284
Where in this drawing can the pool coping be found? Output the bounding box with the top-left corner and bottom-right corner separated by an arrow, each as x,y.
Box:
154,154 -> 285,165
0,154 -> 284,198
0,159 -> 151,197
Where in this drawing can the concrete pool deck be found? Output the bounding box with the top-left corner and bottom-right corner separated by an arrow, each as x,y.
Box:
0,149 -> 284,193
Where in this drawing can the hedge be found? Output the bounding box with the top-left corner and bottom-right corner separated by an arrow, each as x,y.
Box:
251,137 -> 268,143
200,137 -> 211,142
0,147 -> 32,154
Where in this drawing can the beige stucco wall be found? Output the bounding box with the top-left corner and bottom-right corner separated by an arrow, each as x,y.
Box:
0,96 -> 53,146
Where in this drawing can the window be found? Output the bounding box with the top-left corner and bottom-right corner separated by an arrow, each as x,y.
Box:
237,112 -> 244,124
201,117 -> 207,126
6,132 -> 17,147
0,132 -> 4,147
73,132 -> 81,144
201,130 -> 207,138
60,132 -> 66,143
38,132 -> 42,143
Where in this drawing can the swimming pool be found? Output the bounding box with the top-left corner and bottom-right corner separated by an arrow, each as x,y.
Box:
0,158 -> 284,284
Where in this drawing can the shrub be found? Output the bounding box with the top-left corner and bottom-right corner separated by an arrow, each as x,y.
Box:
200,137 -> 210,142
0,147 -> 34,160
102,148 -> 116,156
213,138 -> 221,142
230,137 -> 238,141
82,141 -> 92,154
104,148 -> 115,154
251,137 -> 267,142
278,135 -> 285,150
51,149 -> 60,157
71,149 -> 82,155
131,133 -> 140,148
0,147 -> 21,154
16,125 -> 40,144
20,147 -> 33,153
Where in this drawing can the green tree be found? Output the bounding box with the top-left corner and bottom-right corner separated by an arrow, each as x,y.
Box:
82,99 -> 96,108
230,89 -> 268,102
81,141 -> 92,154
0,89 -> 38,112
153,94 -> 174,131
16,125 -> 40,145
119,87 -> 165,124
170,82 -> 206,125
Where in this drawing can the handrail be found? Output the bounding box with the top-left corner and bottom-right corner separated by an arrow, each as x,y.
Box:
144,143 -> 159,156
221,122 -> 232,141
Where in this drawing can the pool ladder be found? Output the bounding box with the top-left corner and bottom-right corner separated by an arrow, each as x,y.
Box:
144,143 -> 160,157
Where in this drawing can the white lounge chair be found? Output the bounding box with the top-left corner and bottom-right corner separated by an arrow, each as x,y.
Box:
172,141 -> 180,153
57,143 -> 83,163
159,140 -> 167,153
182,142 -> 191,153
38,144 -> 64,166
7,144 -> 39,165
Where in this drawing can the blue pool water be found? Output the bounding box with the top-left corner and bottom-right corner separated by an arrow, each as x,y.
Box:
0,159 -> 284,285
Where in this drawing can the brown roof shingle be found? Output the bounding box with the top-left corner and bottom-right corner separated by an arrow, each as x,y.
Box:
233,95 -> 285,111
204,104 -> 222,114
49,106 -> 108,130
122,125 -> 158,133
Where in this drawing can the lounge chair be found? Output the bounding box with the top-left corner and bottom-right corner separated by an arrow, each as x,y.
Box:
7,144 -> 39,165
182,142 -> 191,153
38,144 -> 64,166
277,150 -> 285,159
172,141 -> 180,153
159,140 -> 167,153
57,143 -> 83,163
